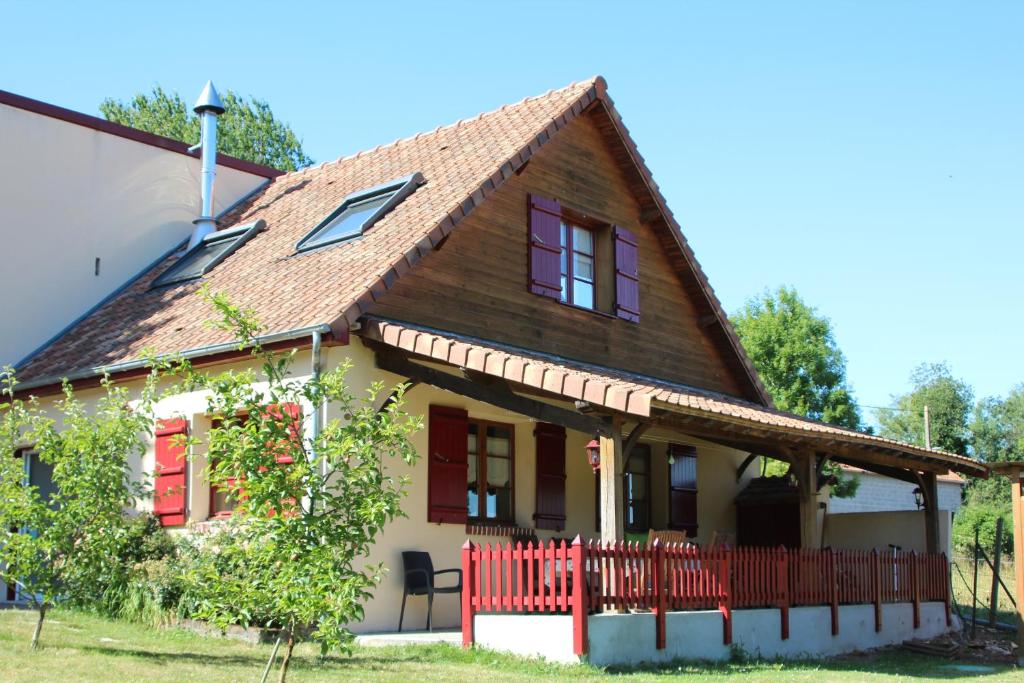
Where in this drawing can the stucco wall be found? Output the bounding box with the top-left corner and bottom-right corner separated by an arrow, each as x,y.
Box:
25,335 -> 757,632
0,101 -> 268,367
824,510 -> 953,557
475,602 -> 953,665
829,472 -> 963,515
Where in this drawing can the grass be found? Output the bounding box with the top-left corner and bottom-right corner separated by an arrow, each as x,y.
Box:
0,608 -> 1018,682
951,555 -> 1017,626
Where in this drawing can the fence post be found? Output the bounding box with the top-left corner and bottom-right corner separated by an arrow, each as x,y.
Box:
570,535 -> 588,656
462,540 -> 474,648
910,551 -> 920,629
828,547 -> 839,636
652,539 -> 666,650
776,545 -> 789,640
942,552 -> 951,626
872,548 -> 882,632
719,548 -> 733,645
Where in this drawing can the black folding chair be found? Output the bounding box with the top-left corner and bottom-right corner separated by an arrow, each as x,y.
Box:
398,551 -> 463,632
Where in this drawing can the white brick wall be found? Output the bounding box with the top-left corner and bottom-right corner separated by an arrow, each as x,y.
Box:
829,472 -> 963,515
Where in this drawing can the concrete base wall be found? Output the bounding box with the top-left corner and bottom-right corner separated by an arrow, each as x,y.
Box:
476,602 -> 954,666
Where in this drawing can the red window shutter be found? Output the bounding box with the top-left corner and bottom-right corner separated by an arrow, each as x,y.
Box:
533,423 -> 566,531
613,225 -> 640,322
428,405 -> 469,524
265,402 -> 302,464
528,194 -> 562,299
668,444 -> 698,536
154,417 -> 189,527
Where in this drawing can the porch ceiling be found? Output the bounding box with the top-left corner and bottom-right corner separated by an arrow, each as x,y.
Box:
360,318 -> 988,479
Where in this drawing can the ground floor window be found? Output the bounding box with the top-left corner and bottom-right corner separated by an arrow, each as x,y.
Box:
624,444 -> 651,533
467,420 -> 515,523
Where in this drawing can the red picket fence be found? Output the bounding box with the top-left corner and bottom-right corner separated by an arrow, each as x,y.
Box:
461,538 -> 951,655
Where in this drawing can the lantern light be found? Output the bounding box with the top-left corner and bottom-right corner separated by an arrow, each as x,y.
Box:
912,486 -> 924,510
585,438 -> 601,472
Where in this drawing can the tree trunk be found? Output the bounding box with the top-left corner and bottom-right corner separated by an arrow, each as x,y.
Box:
31,604 -> 47,650
277,625 -> 295,683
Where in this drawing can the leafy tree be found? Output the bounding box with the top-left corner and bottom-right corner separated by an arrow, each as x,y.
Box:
877,363 -> 973,455
732,287 -> 861,497
971,384 -> 1024,464
100,86 -> 313,172
166,288 -> 420,682
0,370 -> 157,649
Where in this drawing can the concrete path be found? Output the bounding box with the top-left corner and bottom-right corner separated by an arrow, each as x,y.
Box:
355,630 -> 461,647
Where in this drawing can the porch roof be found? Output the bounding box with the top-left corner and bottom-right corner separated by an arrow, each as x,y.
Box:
361,318 -> 987,479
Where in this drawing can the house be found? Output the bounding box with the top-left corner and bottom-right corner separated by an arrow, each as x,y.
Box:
7,77 -> 987,663
0,89 -> 279,368
824,465 -> 965,557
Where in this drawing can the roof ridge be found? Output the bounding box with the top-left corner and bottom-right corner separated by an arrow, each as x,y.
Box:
272,78 -> 601,180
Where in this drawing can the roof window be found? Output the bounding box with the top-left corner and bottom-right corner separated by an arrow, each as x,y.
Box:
296,172 -> 423,252
151,220 -> 264,288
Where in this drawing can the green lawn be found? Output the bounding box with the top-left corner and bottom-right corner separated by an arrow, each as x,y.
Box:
0,608 -> 1016,682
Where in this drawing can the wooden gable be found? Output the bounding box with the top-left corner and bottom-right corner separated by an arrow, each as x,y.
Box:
369,106 -> 752,399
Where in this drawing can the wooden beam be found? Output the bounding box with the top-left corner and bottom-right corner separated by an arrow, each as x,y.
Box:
736,453 -> 759,482
376,380 -> 420,415
1012,473 -> 1024,665
918,472 -> 940,555
829,455 -> 921,486
375,351 -> 608,436
622,420 -> 656,472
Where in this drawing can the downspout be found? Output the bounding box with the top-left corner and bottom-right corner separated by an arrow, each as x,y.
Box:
311,329 -> 325,483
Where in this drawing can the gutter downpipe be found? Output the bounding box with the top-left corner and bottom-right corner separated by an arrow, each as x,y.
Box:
13,324 -> 333,394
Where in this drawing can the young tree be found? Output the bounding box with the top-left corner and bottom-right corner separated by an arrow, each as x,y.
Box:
170,289 -> 420,682
732,287 -> 861,497
100,86 -> 313,172
877,362 -> 974,455
0,370 -> 157,649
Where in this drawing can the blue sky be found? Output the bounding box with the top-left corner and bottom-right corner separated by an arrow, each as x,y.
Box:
4,1 -> 1021,419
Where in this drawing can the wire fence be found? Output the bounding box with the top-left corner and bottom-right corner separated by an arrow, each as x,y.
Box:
950,554 -> 1017,627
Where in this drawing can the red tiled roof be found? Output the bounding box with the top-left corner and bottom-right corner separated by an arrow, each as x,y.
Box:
17,76 -> 768,408
361,318 -> 987,478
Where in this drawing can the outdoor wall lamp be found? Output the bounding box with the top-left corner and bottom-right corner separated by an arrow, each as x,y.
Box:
912,486 -> 924,510
585,438 -> 601,472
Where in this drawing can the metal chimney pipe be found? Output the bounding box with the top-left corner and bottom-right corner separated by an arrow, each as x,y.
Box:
188,81 -> 226,249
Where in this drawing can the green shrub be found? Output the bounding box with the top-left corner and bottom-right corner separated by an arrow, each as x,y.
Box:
952,501 -> 1013,556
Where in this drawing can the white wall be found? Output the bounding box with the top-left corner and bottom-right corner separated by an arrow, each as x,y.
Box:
830,472 -> 963,515
824,510 -> 953,557
0,101 -> 269,367
476,602 -> 954,665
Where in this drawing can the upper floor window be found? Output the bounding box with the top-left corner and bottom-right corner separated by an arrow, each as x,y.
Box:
296,172 -> 423,252
528,194 -> 640,322
560,222 -> 595,309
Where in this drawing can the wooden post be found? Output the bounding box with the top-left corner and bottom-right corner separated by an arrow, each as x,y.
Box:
1010,470 -> 1024,664
872,548 -> 882,632
719,549 -> 733,645
794,454 -> 821,549
942,552 -> 952,627
570,535 -> 588,656
599,420 -> 624,544
988,516 -> 1004,628
777,545 -> 790,640
921,472 -> 940,556
461,540 -> 474,648
910,551 -> 921,629
971,529 -> 980,640
652,539 -> 666,649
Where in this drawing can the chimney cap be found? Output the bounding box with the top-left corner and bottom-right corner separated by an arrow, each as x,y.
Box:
193,81 -> 225,115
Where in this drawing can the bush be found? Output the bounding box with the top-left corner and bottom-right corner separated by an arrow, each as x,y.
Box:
952,501 -> 1014,557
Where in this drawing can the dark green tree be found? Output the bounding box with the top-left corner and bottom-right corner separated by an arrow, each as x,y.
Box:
731,286 -> 861,497
876,363 -> 973,455
100,86 -> 312,172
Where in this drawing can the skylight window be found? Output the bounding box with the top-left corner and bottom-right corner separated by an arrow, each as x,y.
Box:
296,172 -> 423,252
151,220 -> 264,289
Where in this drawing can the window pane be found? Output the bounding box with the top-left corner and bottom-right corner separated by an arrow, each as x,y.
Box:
27,453 -> 56,504
488,486 -> 512,521
560,222 -> 568,249
573,279 -> 594,309
573,226 -> 593,255
573,253 -> 593,281
311,193 -> 390,245
487,456 -> 509,487
211,488 -> 236,516
486,426 -> 511,456
468,424 -> 478,455
467,487 -> 479,518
